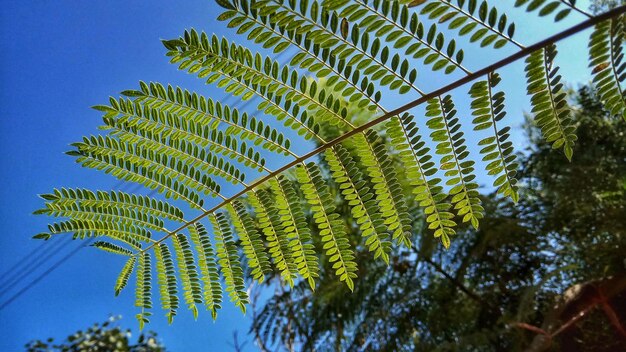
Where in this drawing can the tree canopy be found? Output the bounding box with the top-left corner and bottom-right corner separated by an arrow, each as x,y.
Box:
25,316 -> 165,352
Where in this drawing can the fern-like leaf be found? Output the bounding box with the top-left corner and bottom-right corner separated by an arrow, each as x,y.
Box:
67,138 -> 205,209
98,96 -> 268,173
172,233 -> 203,319
295,162 -> 357,291
325,0 -> 468,74
232,0 -> 419,95
227,201 -> 272,283
92,241 -> 135,256
324,144 -> 391,263
270,175 -> 320,289
352,130 -> 413,247
40,219 -> 149,250
589,15 -> 626,120
135,252 -> 152,330
164,31 -> 353,131
122,82 -> 294,157
426,95 -> 483,229
37,188 -> 185,223
217,2 -> 382,111
468,73 -> 519,202
413,0 -> 519,49
210,213 -> 249,313
188,223 -> 223,320
387,114 -> 456,248
154,243 -> 180,324
115,256 -> 136,296
525,44 -> 576,160
248,189 -> 298,285
514,0 -> 585,22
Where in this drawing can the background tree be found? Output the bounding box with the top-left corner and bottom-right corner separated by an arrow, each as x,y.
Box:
249,85 -> 626,351
25,316 -> 165,352
592,0 -> 626,13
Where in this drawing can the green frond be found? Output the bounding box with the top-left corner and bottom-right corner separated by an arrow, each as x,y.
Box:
386,114 -> 456,248
514,0 -> 583,22
325,0 -> 468,74
72,135 -> 222,198
37,188 -> 185,223
68,137 -> 205,209
295,162 -> 357,291
154,243 -> 179,324
468,73 -> 519,202
104,121 -> 246,186
164,31 -> 353,130
92,241 -> 135,256
172,233 -> 203,319
352,131 -> 413,247
210,213 -> 249,313
227,201 -> 272,283
188,223 -> 222,320
247,189 -> 298,285
426,95 -> 483,229
525,44 -> 576,160
324,145 -> 391,263
270,175 -> 320,289
38,200 -> 165,232
135,252 -> 153,330
100,96 -> 267,172
115,256 -> 136,296
216,3 -> 382,112
122,82 -> 294,157
215,0 -> 418,95
41,219 -> 149,250
589,15 -> 626,120
412,0 -> 520,49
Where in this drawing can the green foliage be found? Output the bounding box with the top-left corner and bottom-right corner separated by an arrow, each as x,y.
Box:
468,73 -> 519,202
387,114 -> 456,248
296,162 -> 358,291
410,0 -> 519,49
115,257 -> 136,297
270,176 -> 320,289
188,223 -> 222,320
135,252 -> 152,330
324,144 -> 391,263
426,95 -> 483,229
211,212 -> 250,313
248,189 -> 298,285
250,85 -> 626,351
32,0 -> 626,326
514,0 -> 581,21
172,233 -> 202,318
154,242 -> 179,323
589,14 -> 626,120
25,316 -> 165,352
227,201 -> 272,283
352,131 -> 413,247
525,44 -> 577,160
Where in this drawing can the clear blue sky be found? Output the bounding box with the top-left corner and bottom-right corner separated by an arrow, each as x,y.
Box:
0,1 -> 594,351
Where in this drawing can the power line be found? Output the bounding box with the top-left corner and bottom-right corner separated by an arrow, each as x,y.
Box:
0,181 -> 134,308
0,236 -> 73,295
0,238 -> 94,311
0,241 -> 47,279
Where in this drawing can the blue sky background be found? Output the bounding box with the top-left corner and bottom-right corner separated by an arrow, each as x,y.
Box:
0,1 -> 595,351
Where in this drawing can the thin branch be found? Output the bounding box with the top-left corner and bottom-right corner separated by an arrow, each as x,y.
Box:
559,0 -> 593,18
140,5 -> 626,254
